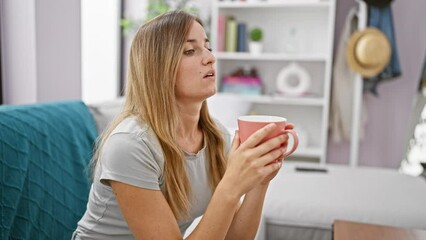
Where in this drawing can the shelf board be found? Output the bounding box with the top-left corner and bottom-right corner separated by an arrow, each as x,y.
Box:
217,1 -> 331,9
253,96 -> 325,106
216,52 -> 328,62
222,94 -> 325,106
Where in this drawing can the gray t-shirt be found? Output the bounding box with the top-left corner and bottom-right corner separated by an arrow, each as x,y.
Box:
75,116 -> 231,239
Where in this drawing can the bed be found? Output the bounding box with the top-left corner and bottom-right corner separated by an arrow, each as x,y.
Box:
258,162 -> 426,240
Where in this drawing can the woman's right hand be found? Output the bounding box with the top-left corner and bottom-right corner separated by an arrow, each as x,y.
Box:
221,123 -> 288,199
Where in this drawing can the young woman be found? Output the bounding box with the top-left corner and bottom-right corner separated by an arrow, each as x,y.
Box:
73,10 -> 293,240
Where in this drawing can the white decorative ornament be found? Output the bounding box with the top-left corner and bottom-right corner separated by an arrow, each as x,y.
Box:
400,160 -> 424,177
414,123 -> 426,143
276,62 -> 311,96
400,110 -> 426,176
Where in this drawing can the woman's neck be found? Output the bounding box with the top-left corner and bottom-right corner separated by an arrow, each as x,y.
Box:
176,102 -> 204,154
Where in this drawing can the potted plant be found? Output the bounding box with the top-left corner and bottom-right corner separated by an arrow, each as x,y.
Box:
249,27 -> 263,55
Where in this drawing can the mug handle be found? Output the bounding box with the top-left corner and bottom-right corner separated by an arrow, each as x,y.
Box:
282,129 -> 299,158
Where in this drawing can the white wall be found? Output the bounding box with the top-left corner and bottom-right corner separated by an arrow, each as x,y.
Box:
82,0 -> 121,104
1,0 -> 81,105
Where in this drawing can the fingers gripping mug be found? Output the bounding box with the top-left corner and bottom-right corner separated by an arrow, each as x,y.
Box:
237,115 -> 299,158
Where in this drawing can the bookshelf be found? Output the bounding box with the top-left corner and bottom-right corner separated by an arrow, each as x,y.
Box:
210,0 -> 336,164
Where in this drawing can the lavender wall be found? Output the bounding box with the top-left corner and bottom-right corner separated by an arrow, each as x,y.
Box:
35,0 -> 81,103
327,0 -> 426,169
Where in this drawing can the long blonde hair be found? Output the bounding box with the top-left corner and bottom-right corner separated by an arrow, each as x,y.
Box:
91,10 -> 227,220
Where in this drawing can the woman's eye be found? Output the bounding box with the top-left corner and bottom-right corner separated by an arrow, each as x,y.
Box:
184,49 -> 195,56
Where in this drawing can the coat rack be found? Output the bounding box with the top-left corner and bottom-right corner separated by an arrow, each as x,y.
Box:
349,0 -> 368,167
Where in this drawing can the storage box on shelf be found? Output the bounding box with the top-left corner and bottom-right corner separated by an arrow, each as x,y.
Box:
210,0 -> 336,163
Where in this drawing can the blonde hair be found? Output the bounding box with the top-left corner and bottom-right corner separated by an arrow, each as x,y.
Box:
91,10 -> 227,220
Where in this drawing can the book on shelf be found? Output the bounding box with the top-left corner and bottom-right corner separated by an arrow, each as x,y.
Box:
222,16 -> 248,53
225,16 -> 237,52
237,22 -> 247,52
221,75 -> 262,95
217,15 -> 226,52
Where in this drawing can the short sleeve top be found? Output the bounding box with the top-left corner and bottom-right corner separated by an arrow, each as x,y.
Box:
75,116 -> 231,239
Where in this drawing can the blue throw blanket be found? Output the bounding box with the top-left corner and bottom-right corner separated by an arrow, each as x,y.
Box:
0,101 -> 98,239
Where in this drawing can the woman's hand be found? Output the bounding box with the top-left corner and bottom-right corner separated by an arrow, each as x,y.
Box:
221,123 -> 291,198
259,123 -> 295,185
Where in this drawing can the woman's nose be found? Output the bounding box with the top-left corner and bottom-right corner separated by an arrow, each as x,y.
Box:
203,49 -> 216,65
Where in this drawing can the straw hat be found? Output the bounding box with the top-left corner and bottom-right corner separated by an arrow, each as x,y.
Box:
346,27 -> 391,78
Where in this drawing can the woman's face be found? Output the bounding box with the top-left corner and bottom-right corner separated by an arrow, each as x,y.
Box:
175,21 -> 216,104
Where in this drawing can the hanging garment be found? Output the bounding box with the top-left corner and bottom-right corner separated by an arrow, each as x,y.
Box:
363,3 -> 402,95
363,0 -> 393,8
418,51 -> 426,95
329,7 -> 368,143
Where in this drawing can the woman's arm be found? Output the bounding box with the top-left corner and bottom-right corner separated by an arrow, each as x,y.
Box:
110,123 -> 286,240
110,172 -> 254,240
225,123 -> 294,240
110,180 -> 240,240
224,183 -> 269,240
110,181 -> 182,239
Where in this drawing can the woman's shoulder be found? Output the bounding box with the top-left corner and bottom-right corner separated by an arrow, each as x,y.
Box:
108,116 -> 161,150
102,116 -> 164,163
111,116 -> 149,135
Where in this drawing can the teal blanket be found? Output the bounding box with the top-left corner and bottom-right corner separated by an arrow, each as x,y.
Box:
0,101 -> 98,239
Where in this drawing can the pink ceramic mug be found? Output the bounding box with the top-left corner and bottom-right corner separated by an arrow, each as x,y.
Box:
238,115 -> 299,158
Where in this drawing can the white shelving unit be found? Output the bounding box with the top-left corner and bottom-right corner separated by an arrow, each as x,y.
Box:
211,0 -> 336,164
